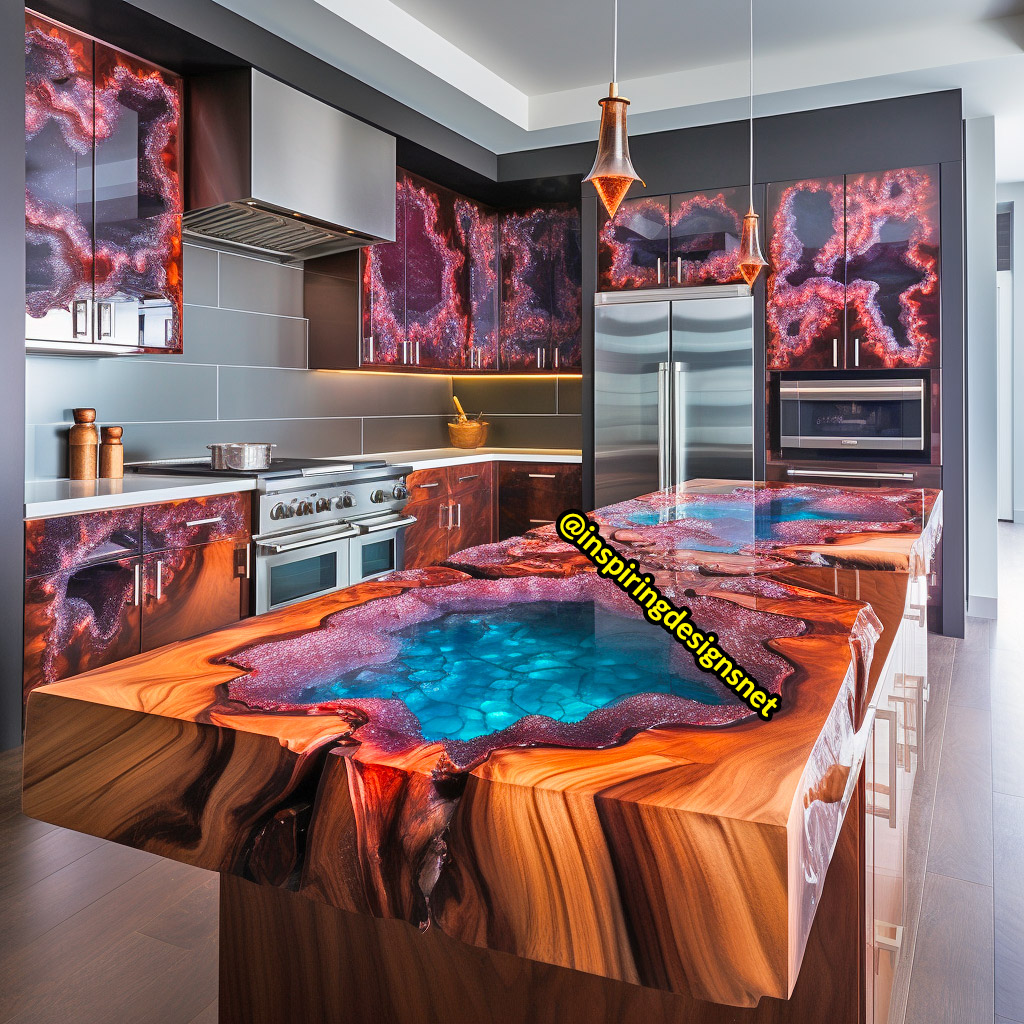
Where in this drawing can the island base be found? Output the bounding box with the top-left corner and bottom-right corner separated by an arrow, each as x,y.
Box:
218,793 -> 863,1024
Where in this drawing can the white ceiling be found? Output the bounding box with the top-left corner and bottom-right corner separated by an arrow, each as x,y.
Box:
213,0 -> 1024,181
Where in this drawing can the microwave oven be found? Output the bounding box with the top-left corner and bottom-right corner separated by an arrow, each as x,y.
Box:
778,377 -> 926,453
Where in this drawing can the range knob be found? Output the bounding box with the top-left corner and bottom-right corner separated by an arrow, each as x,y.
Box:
392,484 -> 408,501
335,493 -> 355,509
370,488 -> 386,503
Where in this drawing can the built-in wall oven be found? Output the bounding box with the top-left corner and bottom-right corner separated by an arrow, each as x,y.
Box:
779,377 -> 927,455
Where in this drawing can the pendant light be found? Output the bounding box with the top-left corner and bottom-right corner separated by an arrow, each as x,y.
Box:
738,0 -> 767,286
583,0 -> 644,219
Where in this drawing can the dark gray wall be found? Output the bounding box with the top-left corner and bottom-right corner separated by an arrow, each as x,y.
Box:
3,0 -> 27,750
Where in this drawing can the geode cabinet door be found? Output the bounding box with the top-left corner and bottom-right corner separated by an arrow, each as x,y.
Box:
597,195 -> 671,291
24,11 -> 183,352
669,186 -> 746,287
844,165 -> 940,370
361,177 -> 406,366
500,210 -> 553,370
766,175 -> 846,370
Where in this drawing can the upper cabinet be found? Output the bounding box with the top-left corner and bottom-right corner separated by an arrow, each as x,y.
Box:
25,12 -> 183,353
597,188 -> 745,291
767,166 -> 940,371
356,171 -> 580,373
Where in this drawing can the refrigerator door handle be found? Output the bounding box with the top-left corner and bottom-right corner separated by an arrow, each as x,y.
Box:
658,362 -> 671,489
671,361 -> 686,487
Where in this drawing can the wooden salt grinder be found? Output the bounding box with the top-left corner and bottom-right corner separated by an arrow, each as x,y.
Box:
99,426 -> 124,479
69,408 -> 99,480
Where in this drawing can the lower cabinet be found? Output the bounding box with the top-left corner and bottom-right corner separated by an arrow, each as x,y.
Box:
141,540 -> 250,652
404,463 -> 495,569
497,462 -> 582,540
24,493 -> 251,700
864,573 -> 929,1024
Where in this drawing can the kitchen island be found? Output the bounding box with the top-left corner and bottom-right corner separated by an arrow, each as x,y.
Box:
21,481 -> 941,1024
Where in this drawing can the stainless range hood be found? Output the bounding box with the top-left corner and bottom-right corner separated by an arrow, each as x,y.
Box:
184,69 -> 396,262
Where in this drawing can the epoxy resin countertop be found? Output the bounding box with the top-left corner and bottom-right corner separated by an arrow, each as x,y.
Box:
21,480 -> 940,1011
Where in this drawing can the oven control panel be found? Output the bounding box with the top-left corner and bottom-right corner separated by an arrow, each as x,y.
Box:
259,473 -> 409,534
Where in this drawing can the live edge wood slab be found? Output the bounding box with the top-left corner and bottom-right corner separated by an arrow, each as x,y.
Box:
20,482 -> 941,1021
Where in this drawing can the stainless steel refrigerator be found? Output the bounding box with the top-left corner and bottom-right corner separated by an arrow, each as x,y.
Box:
593,285 -> 754,507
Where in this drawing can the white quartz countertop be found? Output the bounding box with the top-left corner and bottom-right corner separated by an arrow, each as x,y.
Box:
24,449 -> 581,518
25,475 -> 257,519
370,448 -> 583,471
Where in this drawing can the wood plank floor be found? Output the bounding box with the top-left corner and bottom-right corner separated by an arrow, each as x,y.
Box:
5,528 -> 1024,1022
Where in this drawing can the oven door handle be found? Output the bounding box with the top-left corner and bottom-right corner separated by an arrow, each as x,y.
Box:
257,525 -> 360,553
356,514 -> 418,535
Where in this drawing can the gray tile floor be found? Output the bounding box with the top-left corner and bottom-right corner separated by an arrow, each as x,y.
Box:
905,522 -> 1024,1024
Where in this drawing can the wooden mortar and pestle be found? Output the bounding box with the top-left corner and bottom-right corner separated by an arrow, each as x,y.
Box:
447,396 -> 488,449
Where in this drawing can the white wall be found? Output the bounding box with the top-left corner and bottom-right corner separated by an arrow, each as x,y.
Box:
965,116 -> 999,618
996,181 -> 1024,523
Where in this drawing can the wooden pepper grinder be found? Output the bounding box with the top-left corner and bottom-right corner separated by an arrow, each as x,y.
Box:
69,408 -> 99,480
99,426 -> 124,479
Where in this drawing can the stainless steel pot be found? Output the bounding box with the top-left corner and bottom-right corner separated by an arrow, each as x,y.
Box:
207,442 -> 276,471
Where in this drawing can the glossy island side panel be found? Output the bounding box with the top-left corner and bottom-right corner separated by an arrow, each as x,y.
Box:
766,175 -> 846,371
23,556 -> 885,1008
669,186 -> 746,286
844,165 -> 940,369
24,12 -> 95,342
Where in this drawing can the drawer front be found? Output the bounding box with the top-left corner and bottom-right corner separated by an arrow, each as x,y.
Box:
25,507 -> 142,579
403,468 -> 451,569
143,492 -> 250,552
498,463 -> 582,540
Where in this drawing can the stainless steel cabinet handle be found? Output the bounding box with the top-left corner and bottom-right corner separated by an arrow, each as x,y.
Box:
832,338 -> 838,367
419,481 -> 440,489
528,473 -> 557,479
415,341 -> 420,365
244,544 -> 251,580
671,362 -> 686,487
454,502 -> 462,528
258,527 -> 359,553
786,468 -> 914,481
367,335 -> 375,363
447,504 -> 455,530
458,474 -> 479,482
73,300 -> 89,338
854,338 -> 860,367
155,559 -> 163,600
656,257 -> 662,284
185,515 -> 223,527
528,518 -> 555,524
133,562 -> 141,606
676,256 -> 682,284
553,348 -> 559,370
96,302 -> 113,339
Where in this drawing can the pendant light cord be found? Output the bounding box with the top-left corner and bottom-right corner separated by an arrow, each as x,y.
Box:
613,0 -> 619,84
748,0 -> 754,196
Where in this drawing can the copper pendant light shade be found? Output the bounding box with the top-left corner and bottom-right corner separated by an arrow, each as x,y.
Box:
739,0 -> 766,285
738,207 -> 767,286
583,1 -> 644,218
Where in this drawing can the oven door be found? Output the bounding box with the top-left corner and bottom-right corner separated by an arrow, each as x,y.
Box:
254,522 -> 359,615
779,378 -> 925,452
348,510 -> 417,585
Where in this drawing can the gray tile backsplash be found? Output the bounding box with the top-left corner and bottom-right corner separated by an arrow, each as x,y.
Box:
25,243 -> 582,479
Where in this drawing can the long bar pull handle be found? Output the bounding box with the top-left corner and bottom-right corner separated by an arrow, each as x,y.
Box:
185,515 -> 223,527
73,300 -> 89,338
415,341 -> 420,365
447,504 -> 455,529
155,559 -> 163,601
418,481 -> 441,489
671,361 -> 686,488
656,258 -> 662,285
875,709 -> 898,829
657,362 -> 670,490
832,338 -> 838,367
133,562 -> 141,607
454,502 -> 462,528
96,302 -> 113,339
244,544 -> 251,580
528,473 -> 557,479
368,335 -> 374,363
458,474 -> 479,482
676,256 -> 682,284
553,348 -> 559,370
854,338 -> 860,367
786,468 -> 914,481
528,518 -> 555,524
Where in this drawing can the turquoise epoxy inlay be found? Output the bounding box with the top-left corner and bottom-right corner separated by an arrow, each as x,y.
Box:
300,600 -> 733,743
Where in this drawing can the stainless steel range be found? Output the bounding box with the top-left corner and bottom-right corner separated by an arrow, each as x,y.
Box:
130,458 -> 415,613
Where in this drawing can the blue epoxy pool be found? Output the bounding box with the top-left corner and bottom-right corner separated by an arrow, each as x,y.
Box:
301,600 -> 734,743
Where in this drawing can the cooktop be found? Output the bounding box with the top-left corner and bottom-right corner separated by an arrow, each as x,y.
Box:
128,457 -> 389,480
